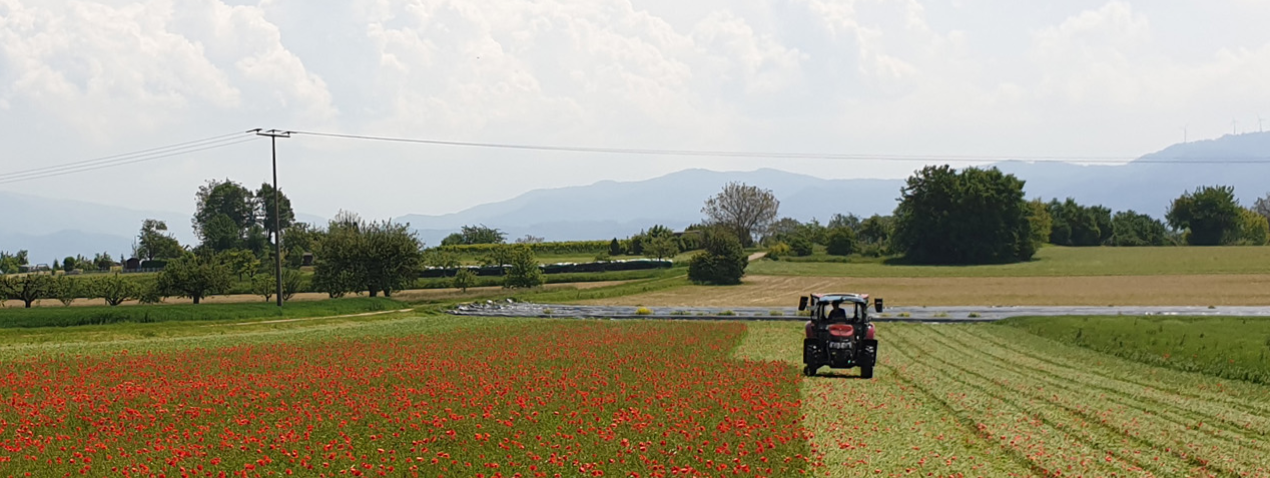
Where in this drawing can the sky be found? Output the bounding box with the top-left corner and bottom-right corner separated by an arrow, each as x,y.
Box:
2,0 -> 1270,220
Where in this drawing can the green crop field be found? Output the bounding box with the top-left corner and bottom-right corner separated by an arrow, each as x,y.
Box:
750,245 -> 1270,277
0,297 -> 405,329
1003,315 -> 1270,384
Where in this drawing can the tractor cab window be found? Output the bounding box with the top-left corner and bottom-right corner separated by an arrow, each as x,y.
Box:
820,301 -> 859,321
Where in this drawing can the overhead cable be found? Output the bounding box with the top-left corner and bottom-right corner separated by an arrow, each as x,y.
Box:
289,130 -> 1270,164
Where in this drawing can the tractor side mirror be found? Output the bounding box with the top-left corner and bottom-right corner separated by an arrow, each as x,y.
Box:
798,296 -> 809,311
874,298 -> 884,313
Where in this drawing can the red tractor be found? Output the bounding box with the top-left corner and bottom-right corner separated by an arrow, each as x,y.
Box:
800,293 -> 882,378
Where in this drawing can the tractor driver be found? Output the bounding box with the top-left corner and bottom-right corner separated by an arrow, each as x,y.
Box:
827,301 -> 848,321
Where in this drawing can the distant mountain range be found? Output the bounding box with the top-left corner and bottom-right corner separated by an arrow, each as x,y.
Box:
3,132 -> 1268,260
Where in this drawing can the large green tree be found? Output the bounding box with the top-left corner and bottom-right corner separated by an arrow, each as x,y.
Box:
1046,199 -> 1112,246
701,182 -> 780,247
313,214 -> 423,297
156,254 -> 232,305
893,165 -> 1036,264
134,219 -> 185,260
503,245 -> 544,289
1166,185 -> 1243,246
194,179 -> 257,250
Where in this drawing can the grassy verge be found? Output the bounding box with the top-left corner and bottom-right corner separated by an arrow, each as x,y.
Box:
510,272 -> 689,304
1003,315 -> 1270,384
751,246 -> 1270,277
0,297 -> 405,329
413,268 -> 673,289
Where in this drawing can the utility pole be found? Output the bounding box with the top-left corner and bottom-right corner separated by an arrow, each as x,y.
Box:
255,129 -> 292,307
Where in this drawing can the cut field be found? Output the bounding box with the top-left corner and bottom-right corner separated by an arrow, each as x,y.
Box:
584,273 -> 1270,307
750,246 -> 1270,277
738,321 -> 1270,477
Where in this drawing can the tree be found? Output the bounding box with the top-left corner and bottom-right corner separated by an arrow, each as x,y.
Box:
1166,186 -> 1243,246
764,217 -> 803,245
423,249 -> 461,269
825,227 -> 857,256
1046,199 -> 1111,246
255,182 -> 296,240
893,165 -> 1035,264
92,274 -> 141,307
441,225 -> 506,246
134,219 -> 184,261
282,222 -> 322,268
251,274 -> 275,302
1,274 -> 54,308
514,235 -> 545,244
53,276 -> 80,306
503,245 -> 544,289
828,213 -> 861,231
701,182 -> 780,247
609,238 -> 623,256
643,235 -> 679,261
0,251 -> 21,274
1234,208 -> 1270,245
687,228 -> 748,285
1109,211 -> 1168,246
156,254 -> 232,304
93,252 -> 114,271
1026,200 -> 1053,250
194,179 -> 257,251
313,215 -> 424,298
452,268 -> 477,292
1255,194 -> 1270,223
62,256 -> 76,273
221,249 -> 261,281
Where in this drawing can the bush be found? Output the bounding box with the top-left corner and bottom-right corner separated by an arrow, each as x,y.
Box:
788,236 -> 814,257
635,307 -> 653,315
452,268 -> 477,292
825,227 -> 856,256
687,228 -> 748,285
766,242 -> 792,260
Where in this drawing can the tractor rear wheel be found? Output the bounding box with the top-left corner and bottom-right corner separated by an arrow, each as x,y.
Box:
860,365 -> 874,379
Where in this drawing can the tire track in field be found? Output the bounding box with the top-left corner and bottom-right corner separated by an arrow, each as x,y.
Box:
918,326 -> 1270,475
972,325 -> 1270,419
934,326 -> 1270,445
884,333 -> 1161,477
897,326 -> 1256,477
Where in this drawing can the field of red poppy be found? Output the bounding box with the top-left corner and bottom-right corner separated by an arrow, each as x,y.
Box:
739,321 -> 1270,477
6,314 -> 1270,478
0,319 -> 810,478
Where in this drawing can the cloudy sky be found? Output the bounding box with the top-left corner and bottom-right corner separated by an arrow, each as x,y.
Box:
2,0 -> 1269,220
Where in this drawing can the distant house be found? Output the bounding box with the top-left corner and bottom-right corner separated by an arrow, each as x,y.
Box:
124,258 -> 141,272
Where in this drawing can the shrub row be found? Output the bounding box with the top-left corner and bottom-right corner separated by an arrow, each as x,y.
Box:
434,241 -> 611,256
419,259 -> 673,278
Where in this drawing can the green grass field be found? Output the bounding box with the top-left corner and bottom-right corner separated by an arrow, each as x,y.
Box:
1003,315 -> 1270,384
0,297 -> 405,329
751,245 -> 1270,277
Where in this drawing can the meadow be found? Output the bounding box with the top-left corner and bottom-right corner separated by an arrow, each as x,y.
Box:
593,246 -> 1270,307
1004,315 -> 1270,384
0,297 -> 405,328
751,245 -> 1270,277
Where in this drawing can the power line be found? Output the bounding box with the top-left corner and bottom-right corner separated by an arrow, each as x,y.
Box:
0,133 -> 261,185
289,130 -> 1270,164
